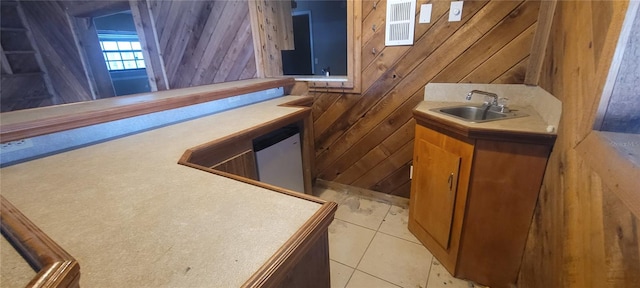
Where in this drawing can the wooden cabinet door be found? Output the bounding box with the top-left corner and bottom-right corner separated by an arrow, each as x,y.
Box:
412,138 -> 461,250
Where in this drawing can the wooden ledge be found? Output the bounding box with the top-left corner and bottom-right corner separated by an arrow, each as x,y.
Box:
0,78 -> 295,142
576,131 -> 640,218
1,196 -> 80,288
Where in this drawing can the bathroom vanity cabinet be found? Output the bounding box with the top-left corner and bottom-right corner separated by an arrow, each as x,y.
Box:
409,121 -> 553,288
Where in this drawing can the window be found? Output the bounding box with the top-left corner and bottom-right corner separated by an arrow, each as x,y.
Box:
249,0 -> 360,92
283,1 -> 347,76
98,34 -> 145,71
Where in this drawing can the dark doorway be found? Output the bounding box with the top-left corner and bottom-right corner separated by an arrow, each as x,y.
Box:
282,12 -> 313,75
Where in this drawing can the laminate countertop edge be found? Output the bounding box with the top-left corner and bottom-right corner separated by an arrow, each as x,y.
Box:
412,107 -> 557,145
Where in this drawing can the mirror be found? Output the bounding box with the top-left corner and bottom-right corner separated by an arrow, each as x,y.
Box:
0,0 -> 258,112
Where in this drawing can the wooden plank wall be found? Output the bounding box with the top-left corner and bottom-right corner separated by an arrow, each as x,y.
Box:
518,0 -> 640,287
19,1 -> 94,106
148,0 -> 256,88
248,0 -> 294,77
309,0 -> 540,198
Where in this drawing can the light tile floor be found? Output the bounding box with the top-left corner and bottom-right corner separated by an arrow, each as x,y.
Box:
315,186 -> 487,288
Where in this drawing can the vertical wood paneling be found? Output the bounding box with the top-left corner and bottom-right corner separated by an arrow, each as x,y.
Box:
149,0 -> 255,89
20,1 -> 92,104
130,0 -> 169,91
248,0 -> 293,77
518,1 -> 640,287
311,0 -> 539,198
68,16 -> 116,98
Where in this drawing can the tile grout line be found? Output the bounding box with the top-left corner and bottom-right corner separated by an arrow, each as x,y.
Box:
376,229 -> 423,246
346,205 -> 395,286
351,230 -> 378,274
424,258 -> 435,288
330,258 -> 355,269
323,187 -> 433,287
333,217 -> 377,233
342,268 -> 355,288
355,269 -> 403,288
329,259 -> 355,288
333,205 -> 391,232
350,203 -> 392,269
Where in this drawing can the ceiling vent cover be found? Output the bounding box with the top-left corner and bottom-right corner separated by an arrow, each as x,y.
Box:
385,0 -> 416,46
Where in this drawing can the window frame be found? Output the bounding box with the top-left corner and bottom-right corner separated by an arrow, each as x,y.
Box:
303,0 -> 361,93
98,33 -> 146,72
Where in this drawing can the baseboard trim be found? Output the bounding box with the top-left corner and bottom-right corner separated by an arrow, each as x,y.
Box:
314,179 -> 410,209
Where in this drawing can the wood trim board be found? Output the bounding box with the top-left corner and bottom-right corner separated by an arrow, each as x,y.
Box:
306,0 -> 362,93
576,131 -> 640,219
130,0 -> 169,91
524,0 -> 557,85
0,195 -> 80,288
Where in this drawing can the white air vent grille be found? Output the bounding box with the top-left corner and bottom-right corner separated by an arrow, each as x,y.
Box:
385,0 -> 416,46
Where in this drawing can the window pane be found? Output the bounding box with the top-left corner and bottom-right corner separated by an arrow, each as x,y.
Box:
134,52 -> 144,60
100,42 -> 104,50
136,60 -> 145,68
131,41 -> 141,50
123,60 -> 137,69
106,52 -> 121,61
103,52 -> 108,61
121,52 -> 135,60
109,61 -> 124,70
117,41 -> 132,50
102,41 -> 118,50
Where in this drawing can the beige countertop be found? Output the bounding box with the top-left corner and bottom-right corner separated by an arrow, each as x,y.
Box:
0,96 -> 322,287
414,83 -> 562,139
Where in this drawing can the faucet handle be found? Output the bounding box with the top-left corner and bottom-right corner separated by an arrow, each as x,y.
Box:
498,97 -> 510,112
483,95 -> 498,105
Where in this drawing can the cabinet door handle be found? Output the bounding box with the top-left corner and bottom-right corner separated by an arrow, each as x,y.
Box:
448,173 -> 454,191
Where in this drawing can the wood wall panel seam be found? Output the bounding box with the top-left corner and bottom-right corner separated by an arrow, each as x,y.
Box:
130,0 -> 170,91
524,0 -> 558,85
575,131 -> 640,219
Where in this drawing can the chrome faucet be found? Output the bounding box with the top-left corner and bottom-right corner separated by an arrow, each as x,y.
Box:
466,90 -> 509,112
466,90 -> 499,105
